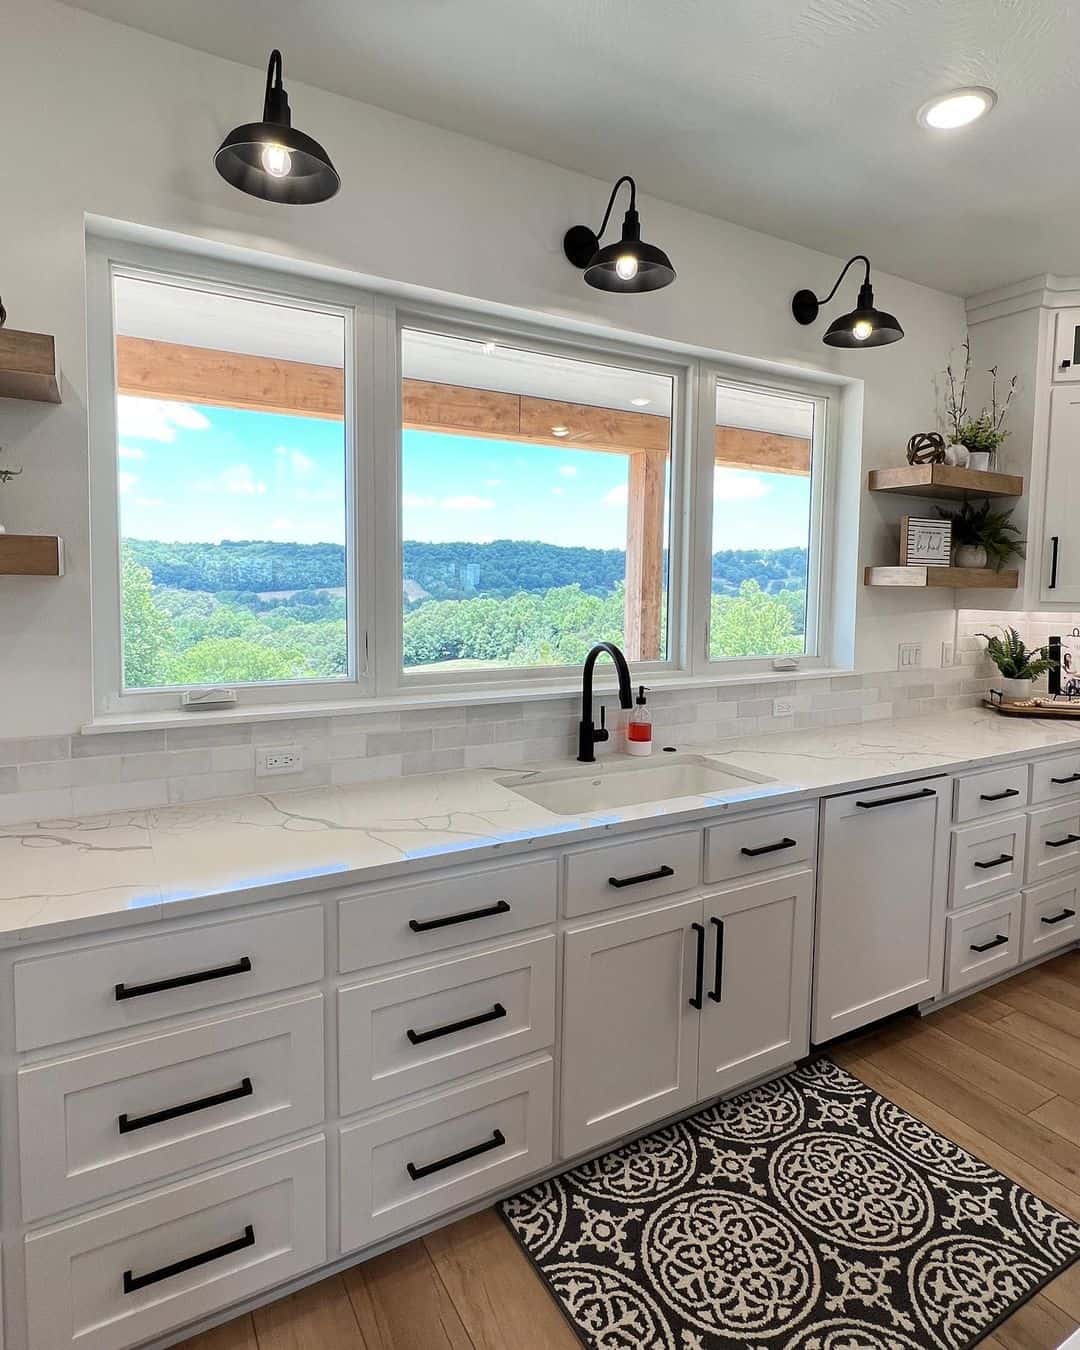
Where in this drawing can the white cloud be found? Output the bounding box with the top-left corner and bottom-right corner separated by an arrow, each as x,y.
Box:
603,483 -> 629,507
440,495 -> 496,511
558,465 -> 578,478
134,497 -> 163,508
117,471 -> 138,495
118,445 -> 145,461
403,493 -> 436,509
117,397 -> 210,443
483,478 -> 503,487
219,464 -> 268,496
275,447 -> 317,476
713,468 -> 769,501
552,487 -> 565,496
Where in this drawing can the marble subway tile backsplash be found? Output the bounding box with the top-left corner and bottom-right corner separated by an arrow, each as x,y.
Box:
0,667 -> 992,826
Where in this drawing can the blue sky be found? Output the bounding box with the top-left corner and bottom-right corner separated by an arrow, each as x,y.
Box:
117,398 -> 811,552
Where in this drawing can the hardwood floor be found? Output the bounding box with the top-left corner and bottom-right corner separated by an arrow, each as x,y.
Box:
176,952 -> 1080,1350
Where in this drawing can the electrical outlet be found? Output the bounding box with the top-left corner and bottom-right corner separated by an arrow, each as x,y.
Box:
941,641 -> 955,667
256,746 -> 305,777
773,698 -> 794,717
897,642 -> 923,670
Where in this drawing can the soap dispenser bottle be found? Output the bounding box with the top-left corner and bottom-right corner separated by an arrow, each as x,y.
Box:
625,685 -> 653,756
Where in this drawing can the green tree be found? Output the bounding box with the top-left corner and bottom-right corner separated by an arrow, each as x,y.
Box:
165,637 -> 304,684
121,548 -> 174,687
709,580 -> 804,660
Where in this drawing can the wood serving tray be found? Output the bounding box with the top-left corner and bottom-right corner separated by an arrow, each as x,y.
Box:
984,694 -> 1080,718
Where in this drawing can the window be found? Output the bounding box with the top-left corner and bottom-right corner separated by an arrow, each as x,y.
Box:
88,235 -> 838,718
400,327 -> 677,678
707,378 -> 827,665
102,265 -> 355,698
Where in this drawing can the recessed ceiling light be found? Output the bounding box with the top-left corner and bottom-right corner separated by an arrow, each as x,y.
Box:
551,425 -> 570,437
917,87 -> 996,130
631,397 -> 651,407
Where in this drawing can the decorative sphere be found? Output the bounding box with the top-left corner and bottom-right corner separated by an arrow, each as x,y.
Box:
907,432 -> 946,465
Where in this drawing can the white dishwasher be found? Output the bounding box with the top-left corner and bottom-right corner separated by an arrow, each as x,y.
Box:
813,776 -> 948,1043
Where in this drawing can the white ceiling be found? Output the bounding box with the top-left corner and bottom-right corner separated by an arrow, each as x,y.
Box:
62,0 -> 1080,297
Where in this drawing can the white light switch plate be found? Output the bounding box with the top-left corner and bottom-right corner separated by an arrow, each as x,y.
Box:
897,642 -> 923,669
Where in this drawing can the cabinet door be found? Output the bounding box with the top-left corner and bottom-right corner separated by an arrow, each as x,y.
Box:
560,896 -> 701,1158
1053,308 -> 1080,381
698,869 -> 813,1098
814,779 -> 946,1043
1042,388 -> 1080,602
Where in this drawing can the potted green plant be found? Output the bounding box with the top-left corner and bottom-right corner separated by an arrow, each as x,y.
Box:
942,342 -> 1017,469
939,499 -> 1024,570
977,625 -> 1056,700
0,446 -> 21,534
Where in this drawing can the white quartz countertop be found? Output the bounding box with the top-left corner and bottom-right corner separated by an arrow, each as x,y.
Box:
6,707 -> 1080,948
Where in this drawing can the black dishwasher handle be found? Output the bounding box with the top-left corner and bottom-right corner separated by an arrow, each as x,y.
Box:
856,788 -> 936,809
608,865 -> 675,889
740,837 -> 797,858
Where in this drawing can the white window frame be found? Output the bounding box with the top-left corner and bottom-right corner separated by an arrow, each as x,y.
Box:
388,305 -> 691,692
86,237 -> 375,716
87,232 -> 839,720
690,362 -> 835,678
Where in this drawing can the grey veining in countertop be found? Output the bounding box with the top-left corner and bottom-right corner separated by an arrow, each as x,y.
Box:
5,707 -> 1080,947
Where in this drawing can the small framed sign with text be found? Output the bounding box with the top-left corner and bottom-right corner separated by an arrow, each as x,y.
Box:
900,515 -> 951,567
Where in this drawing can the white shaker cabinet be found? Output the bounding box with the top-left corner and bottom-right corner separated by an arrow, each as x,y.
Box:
1042,387 -> 1080,602
814,778 -> 947,1042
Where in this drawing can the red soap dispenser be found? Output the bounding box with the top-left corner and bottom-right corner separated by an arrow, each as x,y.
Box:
625,685 -> 653,756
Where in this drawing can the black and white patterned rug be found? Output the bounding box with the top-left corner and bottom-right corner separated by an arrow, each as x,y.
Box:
501,1059 -> 1080,1349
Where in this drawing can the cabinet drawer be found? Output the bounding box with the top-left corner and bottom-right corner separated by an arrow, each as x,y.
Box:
949,816 -> 1026,909
19,993 -> 325,1221
339,935 -> 554,1115
704,805 -> 817,884
954,764 -> 1030,822
1027,802 -> 1080,884
564,828 -> 701,918
1022,878 -> 1080,962
1032,752 -> 1080,804
945,894 -> 1022,995
340,1057 -> 552,1252
15,907 -> 324,1052
339,859 -> 556,974
25,1136 -> 326,1350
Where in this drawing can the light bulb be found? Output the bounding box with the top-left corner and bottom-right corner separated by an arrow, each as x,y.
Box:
261,142 -> 293,178
918,88 -> 996,130
615,254 -> 639,281
852,318 -> 875,342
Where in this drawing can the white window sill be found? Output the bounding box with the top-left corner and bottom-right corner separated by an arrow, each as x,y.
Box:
82,667 -> 851,736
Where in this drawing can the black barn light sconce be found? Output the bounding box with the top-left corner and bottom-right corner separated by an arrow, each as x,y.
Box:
792,255 -> 903,347
564,176 -> 675,293
215,49 -> 340,205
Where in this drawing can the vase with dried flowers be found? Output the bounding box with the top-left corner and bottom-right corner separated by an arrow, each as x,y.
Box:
942,339 -> 1018,470
0,446 -> 22,534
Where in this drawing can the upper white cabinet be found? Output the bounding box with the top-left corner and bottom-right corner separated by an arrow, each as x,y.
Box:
1042,387 -> 1080,602
814,778 -> 947,1042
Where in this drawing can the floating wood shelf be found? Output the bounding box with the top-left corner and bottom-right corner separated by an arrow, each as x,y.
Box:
864,565 -> 1018,590
0,329 -> 60,404
0,535 -> 64,576
867,465 -> 1023,500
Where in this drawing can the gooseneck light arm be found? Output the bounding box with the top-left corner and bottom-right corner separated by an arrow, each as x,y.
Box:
592,176 -> 637,243
814,254 -> 871,307
262,49 -> 290,125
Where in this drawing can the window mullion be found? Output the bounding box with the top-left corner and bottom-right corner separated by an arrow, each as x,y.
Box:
368,296 -> 403,698
686,361 -> 719,678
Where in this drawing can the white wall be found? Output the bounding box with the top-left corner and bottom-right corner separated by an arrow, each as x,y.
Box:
0,0 -> 967,740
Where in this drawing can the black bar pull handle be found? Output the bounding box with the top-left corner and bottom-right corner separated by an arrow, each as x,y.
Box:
708,916 -> 725,1003
1050,535 -> 1060,590
608,864 -> 675,889
118,1077 -> 254,1135
409,900 -> 510,933
406,1129 -> 505,1181
406,1003 -> 507,1046
1046,835 -> 1080,850
980,788 -> 1021,802
123,1225 -> 255,1295
1042,908 -> 1077,926
689,922 -> 705,1010
740,837 -> 797,858
973,853 -> 1014,870
970,933 -> 1009,953
115,956 -> 252,1002
856,787 -> 936,810
1051,772 -> 1080,785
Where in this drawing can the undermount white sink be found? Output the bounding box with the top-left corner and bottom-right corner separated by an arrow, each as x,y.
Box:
500,754 -> 773,815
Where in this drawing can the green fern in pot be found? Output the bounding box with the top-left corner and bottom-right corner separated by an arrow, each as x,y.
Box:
939,499 -> 1024,571
977,625 -> 1056,700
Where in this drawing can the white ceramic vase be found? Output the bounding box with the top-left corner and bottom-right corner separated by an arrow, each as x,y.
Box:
998,676 -> 1033,701
954,543 -> 988,569
967,450 -> 992,471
